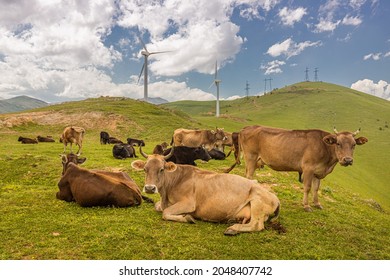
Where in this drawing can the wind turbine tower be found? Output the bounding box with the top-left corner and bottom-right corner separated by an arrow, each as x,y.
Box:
245,81 -> 250,98
210,61 -> 221,117
137,35 -> 170,101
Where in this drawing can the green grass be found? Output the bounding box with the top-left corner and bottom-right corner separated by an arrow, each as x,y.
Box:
0,83 -> 389,260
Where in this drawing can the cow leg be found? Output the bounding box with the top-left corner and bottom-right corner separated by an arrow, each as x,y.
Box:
162,200 -> 196,223
312,177 -> 323,209
224,199 -> 267,235
76,143 -> 81,155
244,153 -> 258,179
302,171 -> 314,212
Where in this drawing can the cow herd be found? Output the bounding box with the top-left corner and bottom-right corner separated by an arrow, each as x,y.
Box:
29,124 -> 367,235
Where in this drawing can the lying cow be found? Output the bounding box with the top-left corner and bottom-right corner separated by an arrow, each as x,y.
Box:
207,148 -> 226,160
18,136 -> 38,144
108,136 -> 123,144
152,142 -> 169,155
100,131 -> 110,144
226,126 -> 368,212
163,146 -> 211,166
113,143 -> 137,159
37,135 -> 55,142
171,128 -> 227,150
57,153 -> 152,207
131,147 -> 281,235
61,126 -> 85,155
127,138 -> 145,147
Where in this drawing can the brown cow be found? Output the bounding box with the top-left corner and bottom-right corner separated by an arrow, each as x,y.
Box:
61,126 -> 85,155
57,153 -> 152,207
171,128 -> 227,151
226,125 -> 368,212
131,147 -> 281,235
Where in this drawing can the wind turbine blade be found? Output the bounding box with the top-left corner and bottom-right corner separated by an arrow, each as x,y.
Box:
137,62 -> 145,84
208,81 -> 215,89
137,34 -> 148,52
214,61 -> 218,79
149,50 -> 173,55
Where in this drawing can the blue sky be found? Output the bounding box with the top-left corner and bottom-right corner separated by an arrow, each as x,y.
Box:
0,0 -> 389,103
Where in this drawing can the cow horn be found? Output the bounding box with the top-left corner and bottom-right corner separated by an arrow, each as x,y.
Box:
163,145 -> 175,160
352,128 -> 361,136
333,127 -> 339,134
139,146 -> 148,159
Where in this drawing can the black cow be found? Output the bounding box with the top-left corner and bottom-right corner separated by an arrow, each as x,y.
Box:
37,135 -> 55,142
18,136 -> 38,144
207,148 -> 226,160
127,138 -> 145,147
113,143 -> 137,159
100,131 -> 110,144
108,137 -> 123,144
162,146 -> 211,166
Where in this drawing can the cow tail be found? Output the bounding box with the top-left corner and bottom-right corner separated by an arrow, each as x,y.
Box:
224,132 -> 240,173
267,203 -> 286,234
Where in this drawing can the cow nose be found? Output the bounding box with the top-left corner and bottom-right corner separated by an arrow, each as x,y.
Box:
143,185 -> 157,194
343,157 -> 353,166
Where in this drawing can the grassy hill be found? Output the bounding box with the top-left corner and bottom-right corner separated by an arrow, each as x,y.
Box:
163,82 -> 390,208
0,84 -> 389,260
0,95 -> 48,113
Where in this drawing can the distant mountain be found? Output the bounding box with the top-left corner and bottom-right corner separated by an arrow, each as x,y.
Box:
138,97 -> 169,105
0,95 -> 48,113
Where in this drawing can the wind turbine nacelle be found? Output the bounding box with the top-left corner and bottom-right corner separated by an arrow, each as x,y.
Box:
141,50 -> 149,56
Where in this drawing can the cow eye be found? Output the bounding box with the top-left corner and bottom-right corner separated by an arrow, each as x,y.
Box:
159,168 -> 164,173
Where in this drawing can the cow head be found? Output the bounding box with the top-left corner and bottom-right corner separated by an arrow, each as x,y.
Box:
131,146 -> 176,194
209,127 -> 227,141
61,153 -> 87,175
323,128 -> 368,166
194,147 -> 212,162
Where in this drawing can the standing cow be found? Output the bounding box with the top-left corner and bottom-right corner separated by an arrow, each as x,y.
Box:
171,128 -> 227,151
61,126 -> 85,155
131,147 -> 281,235
226,126 -> 368,212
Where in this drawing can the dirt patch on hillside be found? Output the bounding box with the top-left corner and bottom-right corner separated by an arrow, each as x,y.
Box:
0,111 -> 139,132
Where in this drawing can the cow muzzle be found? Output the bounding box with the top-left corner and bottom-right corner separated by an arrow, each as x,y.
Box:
143,184 -> 158,194
340,157 -> 353,166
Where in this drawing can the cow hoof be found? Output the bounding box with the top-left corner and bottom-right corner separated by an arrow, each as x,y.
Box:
314,204 -> 323,210
304,206 -> 313,212
184,215 -> 196,223
224,228 -> 239,236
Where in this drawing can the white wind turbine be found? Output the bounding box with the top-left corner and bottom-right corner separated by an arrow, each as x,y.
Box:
209,61 -> 221,117
137,35 -> 171,101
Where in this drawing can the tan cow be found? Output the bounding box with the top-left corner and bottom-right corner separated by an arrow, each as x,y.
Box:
171,128 -> 227,151
226,125 -> 368,212
131,147 -> 281,235
61,126 -> 85,155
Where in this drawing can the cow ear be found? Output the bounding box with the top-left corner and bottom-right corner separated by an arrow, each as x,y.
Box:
323,134 -> 337,145
77,157 -> 87,164
131,160 -> 145,171
355,137 -> 368,145
164,161 -> 177,172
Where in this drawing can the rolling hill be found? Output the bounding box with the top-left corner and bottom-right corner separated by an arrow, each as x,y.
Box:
0,95 -> 48,113
0,82 -> 389,260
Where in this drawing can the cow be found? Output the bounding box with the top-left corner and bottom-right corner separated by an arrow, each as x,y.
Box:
61,126 -> 85,155
108,137 -> 123,144
171,128 -> 227,151
226,125 -> 368,212
113,143 -> 137,159
131,147 -> 281,235
100,131 -> 110,144
163,146 -> 211,166
18,136 -> 38,144
214,131 -> 233,152
57,153 -> 152,207
37,135 -> 55,142
207,148 -> 226,160
152,142 -> 169,155
127,138 -> 145,147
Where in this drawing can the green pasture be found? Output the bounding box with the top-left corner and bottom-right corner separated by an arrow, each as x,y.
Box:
0,82 -> 389,260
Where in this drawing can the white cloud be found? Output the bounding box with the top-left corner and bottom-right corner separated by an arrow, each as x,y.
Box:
351,79 -> 390,100
363,52 -> 383,60
267,38 -> 322,59
261,60 -> 286,75
342,15 -> 363,26
314,18 -> 341,33
278,7 -> 307,26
